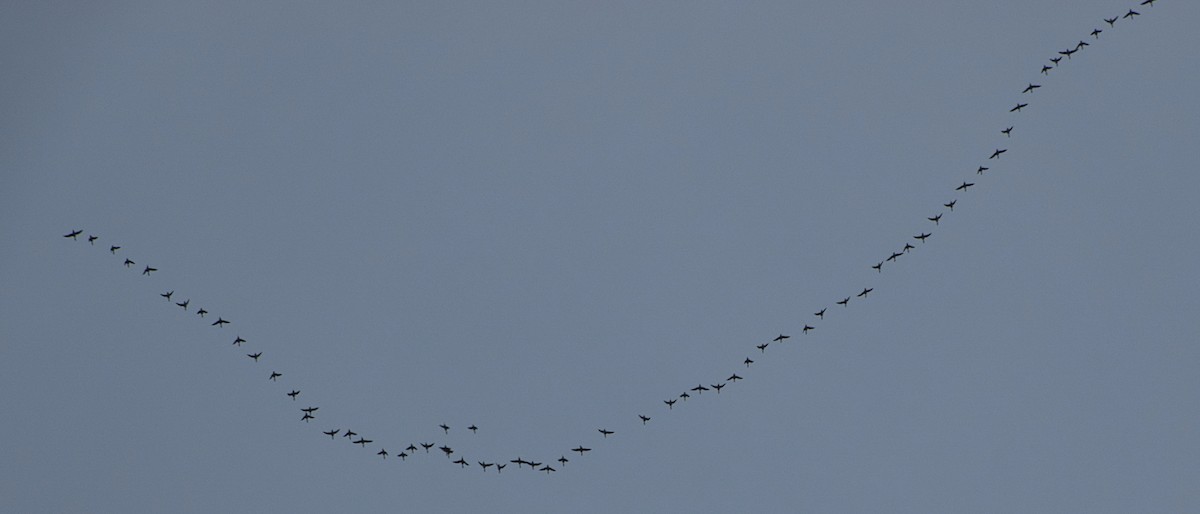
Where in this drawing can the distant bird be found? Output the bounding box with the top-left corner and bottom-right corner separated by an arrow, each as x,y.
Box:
1023,83 -> 1041,94
1141,0 -> 1155,6
837,297 -> 850,307
324,429 -> 339,439
1001,127 -> 1012,137
1059,48 -> 1077,59
744,357 -> 754,367
287,390 -> 300,400
399,452 -> 408,461
945,200 -> 957,211
1123,9 -> 1139,19
915,233 -> 930,243
1041,65 -> 1053,75
887,251 -> 902,262
599,429 -> 614,438
728,373 -> 742,382
711,383 -> 725,394
511,457 -> 530,468
406,444 -> 418,453
420,443 -> 434,453
978,166 -> 989,174
110,245 -> 120,254
468,424 -> 478,434
773,334 -> 790,343
691,384 -> 709,394
802,325 -> 814,334
88,235 -> 97,245
956,181 -> 975,191
247,352 -> 262,362
664,398 -> 676,409
814,308 -> 826,318
454,458 -> 468,468
1091,28 -> 1102,38
302,407 -> 318,414
269,371 -> 281,381
233,336 -> 245,346
557,456 -> 569,466
572,446 -> 592,455
872,261 -> 883,272
142,265 -> 157,275
439,446 -> 453,457
540,466 -> 556,474
196,308 -> 207,318
64,230 -> 82,240
124,258 -> 134,267
161,291 -> 173,301
756,343 -> 769,353
211,317 -> 229,327
679,392 -> 690,401
480,461 -> 494,471
1075,40 -> 1089,51
857,287 -> 873,298
343,430 -> 357,439
1104,17 -> 1118,27
378,449 -> 388,459
639,415 -> 651,425
439,424 -> 450,434
902,243 -> 914,253
353,438 -> 372,447
301,413 -> 314,422
1011,103 -> 1028,113
176,299 -> 189,310
495,463 -> 506,473
929,214 -> 941,225
1050,56 -> 1062,67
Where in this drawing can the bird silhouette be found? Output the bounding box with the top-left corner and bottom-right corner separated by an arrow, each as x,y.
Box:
1010,103 -> 1028,113
211,317 -> 229,327
354,438 -> 372,447
64,230 -> 82,240
233,336 -> 245,346
744,357 -> 754,367
287,390 -> 300,400
468,424 -> 478,434
324,429 -> 339,439
664,399 -> 676,409
439,424 -> 450,434
639,415 -> 651,425
814,308 -> 826,318
161,291 -> 173,301
691,384 -> 709,394
1104,17 -> 1118,27
857,287 -> 873,298
728,373 -> 743,382
142,265 -> 157,275
945,200 -> 957,211
572,446 -> 592,455
599,429 -> 614,438
929,214 -> 942,225
124,258 -> 134,268
803,325 -> 814,334
378,449 -> 388,459
1001,127 -> 1012,137
711,383 -> 725,393
915,233 -> 930,243
1091,28 -> 1102,38
110,245 -> 121,254
1123,9 -> 1139,19
1050,56 -> 1062,66
87,235 -> 97,245
176,299 -> 189,310
756,343 -> 769,353
269,371 -> 281,381
1041,65 -> 1053,75
557,456 -> 569,466
837,297 -> 850,306
247,352 -> 262,362
978,166 -> 989,174
1023,83 -> 1041,93
1059,48 -> 1077,59
956,181 -> 975,191
196,308 -> 207,317
773,334 -> 790,343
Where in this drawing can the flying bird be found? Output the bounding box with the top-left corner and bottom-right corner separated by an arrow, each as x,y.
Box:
887,252 -> 902,262
814,308 -> 826,318
557,456 -> 569,466
420,443 -> 434,452
639,415 -> 651,425
857,287 -> 873,298
301,407 -> 318,414
196,308 -> 207,317
1104,17 -> 1118,27
454,458 -> 468,468
572,446 -> 592,455
679,392 -> 690,401
287,390 -> 300,400
439,424 -> 450,434
744,357 -> 754,367
142,265 -> 157,275
406,444 -> 418,453
1075,40 -> 1089,51
269,371 -> 281,381
872,261 -> 883,272
756,343 -> 769,353
802,325 -> 814,334
495,463 -> 506,473
343,430 -> 358,439
691,384 -> 709,394
211,317 -> 229,327
176,299 -> 189,310
439,446 -> 453,457
902,243 -> 915,253
728,373 -> 743,382
247,352 -> 262,362
353,438 -> 372,447
1141,0 -> 1155,6
1010,103 -> 1027,113
1023,83 -> 1041,93
1059,48 -> 1077,59
1091,28 -> 1102,38
88,235 -> 98,245
773,334 -> 790,343
945,200 -> 956,211
64,230 -> 82,240
1041,65 -> 1052,75
324,429 -> 339,439
978,166 -> 989,174
956,181 -> 975,191
711,383 -> 725,393
664,399 -> 676,409
837,297 -> 850,306
915,233 -> 930,243
233,336 -> 245,346
301,413 -> 314,422
468,425 -> 478,434
1123,9 -> 1139,19
124,258 -> 134,267
929,214 -> 941,225
511,457 -> 530,468
110,245 -> 120,254
540,466 -> 557,474
599,429 -> 614,438
1001,127 -> 1012,137
480,461 -> 494,471
1050,56 -> 1062,66
378,449 -> 388,459
161,291 -> 173,301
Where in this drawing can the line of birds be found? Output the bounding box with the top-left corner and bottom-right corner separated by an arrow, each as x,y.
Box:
61,1 -> 1157,476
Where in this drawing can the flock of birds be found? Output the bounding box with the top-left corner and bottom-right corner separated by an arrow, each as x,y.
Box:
63,2 -> 1158,477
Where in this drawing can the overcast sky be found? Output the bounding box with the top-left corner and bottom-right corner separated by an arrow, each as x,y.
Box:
2,1 -> 1197,512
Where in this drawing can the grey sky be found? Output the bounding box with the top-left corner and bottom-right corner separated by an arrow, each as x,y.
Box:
2,1 -> 1197,512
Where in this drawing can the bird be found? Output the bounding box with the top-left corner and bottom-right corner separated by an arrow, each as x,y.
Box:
196,308 -> 208,317
64,230 -> 82,240
1104,17 -> 1118,27
511,457 -> 530,468
301,407 -> 318,414
124,258 -> 134,268
378,449 -> 388,459
211,317 -> 229,327
142,265 -> 157,275
176,299 -> 189,310
837,297 -> 850,306
599,429 -> 614,438
353,438 -> 372,447
1059,48 -> 1077,59
110,245 -> 121,254
87,235 -> 97,245
343,430 -> 357,439
495,463 -> 506,473
439,424 -> 450,434
1075,40 -> 1089,51
664,399 -> 676,409
247,352 -> 262,362
956,181 -> 975,191
1050,56 -> 1062,67
679,392 -> 690,401
639,415 -> 651,425
1023,83 -> 1041,93
887,251 -> 902,262
1123,9 -> 1139,19
915,233 -> 930,243
468,424 -> 478,434
406,444 -> 418,453
872,261 -> 883,272
572,446 -> 592,455
453,458 -> 468,468
287,390 -> 299,400
1141,0 -> 1155,6
540,466 -> 556,474
324,429 -> 339,439
480,461 -> 494,471
161,291 -> 173,301
420,443 -> 434,453
1091,28 -> 1102,38
814,308 -> 826,318
1001,127 -> 1012,137
728,373 -> 743,382
945,200 -> 957,211
756,343 -> 769,353
711,383 -> 726,393
803,325 -> 814,334
857,287 -> 873,298
1041,65 -> 1052,75
269,371 -> 281,381
1010,103 -> 1028,113
439,446 -> 453,457
557,456 -> 569,466
744,357 -> 754,367
691,384 -> 709,394
398,452 -> 408,461
978,166 -> 989,174
902,243 -> 915,253
773,334 -> 790,343
233,336 -> 245,346
301,413 -> 314,422
929,214 -> 941,225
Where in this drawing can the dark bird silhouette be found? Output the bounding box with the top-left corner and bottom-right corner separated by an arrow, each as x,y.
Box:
453,458 -> 468,467
815,308 -> 826,318
233,336 -> 245,346
599,429 -> 614,438
1124,9 -> 1139,19
639,415 -> 651,425
511,457 -> 530,468
929,214 -> 941,225
110,245 -> 121,254
956,181 -> 975,191
480,461 -> 494,471
420,443 -> 434,453
301,413 -> 314,422
211,317 -> 229,327
914,232 -> 931,243
1075,40 -> 1089,51
88,235 -> 98,245
124,258 -> 134,267
691,384 -> 709,394
803,325 -> 814,334
756,343 -> 769,353
324,429 -> 339,439
354,438 -> 372,447
343,430 -> 357,439
744,357 -> 754,367
728,373 -> 742,382
858,287 -> 873,298
406,444 -> 419,453
1141,0 -> 1155,6
945,200 -> 957,211
176,299 -> 189,310
773,334 -> 790,343
887,251 -> 902,262
837,297 -> 850,306
399,452 -> 408,461
196,308 -> 207,317
557,456 -> 569,466
1001,127 -> 1012,137
287,390 -> 299,400
1059,48 -> 1077,59
1105,17 -> 1118,27
1050,56 -> 1062,66
247,352 -> 262,362
64,230 -> 82,240
302,407 -> 318,414
378,449 -> 388,459
664,398 -> 676,409
978,166 -> 989,174
988,148 -> 1005,159
1041,65 -> 1052,75
872,261 -> 883,272
468,424 -> 478,434
495,463 -> 506,473
1011,103 -> 1028,113
142,265 -> 157,275
711,383 -> 725,393
572,446 -> 592,455
269,371 -> 281,381
439,424 -> 450,434
440,446 -> 453,457
902,243 -> 914,253
540,465 -> 556,474
161,291 -> 173,301
1023,83 -> 1041,93
679,392 -> 690,401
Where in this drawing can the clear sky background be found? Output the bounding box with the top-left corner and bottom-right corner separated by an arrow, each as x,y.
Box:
2,1 -> 1197,512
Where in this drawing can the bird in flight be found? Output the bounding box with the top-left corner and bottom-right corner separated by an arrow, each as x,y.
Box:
64,230 -> 82,240
540,465 -> 557,474
439,424 -> 450,434
902,243 -> 915,253
88,235 -> 98,245
803,325 -> 814,334
176,299 -> 189,310
269,371 -> 281,381
599,429 -> 614,438
557,456 -> 569,466
511,457 -> 530,468
479,461 -> 494,471
161,291 -> 173,301
915,233 -> 931,243
1141,0 -> 1155,6
691,384 -> 709,394
247,352 -> 262,362
439,446 -> 453,457
495,463 -> 506,473
1075,40 -> 1089,51
837,297 -> 850,306
1010,103 -> 1028,113
420,443 -> 434,453
945,200 -> 957,211
124,258 -> 134,268
929,214 -> 941,225
886,251 -> 902,263
342,430 -> 357,440
1091,28 -> 1102,38
1023,83 -> 1041,94
711,383 -> 725,394
664,399 -> 676,409
301,413 -> 314,423
977,166 -> 989,174
1001,127 -> 1012,137
110,245 -> 120,254
1041,65 -> 1052,75
572,446 -> 592,455
196,308 -> 208,318
287,390 -> 300,400
398,452 -> 408,461
956,181 -> 975,191
377,449 -> 388,459
679,392 -> 690,401
814,308 -> 826,318
728,373 -> 743,382
451,458 -> 467,468
858,287 -> 873,298
1124,9 -> 1139,19
301,407 -> 318,414
468,424 -> 478,434
142,265 -> 157,275
233,336 -> 245,346
773,334 -> 790,343
1104,17 -> 1118,27
639,415 -> 651,425
1059,48 -> 1077,59
756,343 -> 769,353
353,438 -> 372,447
406,444 -> 418,453
324,429 -> 339,439
744,357 -> 754,367
872,261 -> 883,272
211,317 -> 229,327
